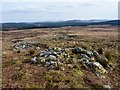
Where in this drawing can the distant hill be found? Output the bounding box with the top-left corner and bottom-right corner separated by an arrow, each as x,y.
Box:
1,20 -> 120,30
91,20 -> 120,25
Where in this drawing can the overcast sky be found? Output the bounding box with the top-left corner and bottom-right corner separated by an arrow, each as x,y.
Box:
0,0 -> 119,23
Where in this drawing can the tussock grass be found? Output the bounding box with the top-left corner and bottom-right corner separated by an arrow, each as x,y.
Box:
104,49 -> 114,60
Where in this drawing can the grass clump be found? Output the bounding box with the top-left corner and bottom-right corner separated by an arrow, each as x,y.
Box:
104,50 -> 113,60
2,60 -> 16,68
28,49 -> 35,55
97,47 -> 104,54
91,84 -> 104,90
96,56 -> 109,68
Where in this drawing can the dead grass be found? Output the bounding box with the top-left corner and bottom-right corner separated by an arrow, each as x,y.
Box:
2,26 -> 119,88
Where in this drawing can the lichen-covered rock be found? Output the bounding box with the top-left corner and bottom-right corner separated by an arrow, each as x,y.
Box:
40,58 -> 46,65
89,62 -> 107,78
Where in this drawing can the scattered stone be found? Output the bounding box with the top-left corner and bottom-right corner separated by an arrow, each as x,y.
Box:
12,41 -> 39,50
31,57 -> 37,64
29,47 -> 108,78
36,47 -> 40,50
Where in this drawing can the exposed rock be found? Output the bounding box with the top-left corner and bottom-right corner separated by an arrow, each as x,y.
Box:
89,62 -> 108,78
86,51 -> 94,57
12,41 -> 39,50
92,50 -> 100,58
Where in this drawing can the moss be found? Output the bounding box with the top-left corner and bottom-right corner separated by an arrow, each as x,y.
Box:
73,68 -> 84,77
45,82 -> 59,88
65,72 -> 83,88
15,60 -> 23,65
45,70 -> 64,83
20,50 -> 27,54
22,56 -> 32,63
91,84 -> 104,90
45,68 -> 84,88
39,58 -> 46,65
45,70 -> 66,88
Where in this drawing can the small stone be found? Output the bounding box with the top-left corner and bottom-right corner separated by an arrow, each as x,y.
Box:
54,47 -> 61,52
60,67 -> 65,71
79,58 -> 89,64
50,61 -> 55,64
80,54 -> 89,59
38,65 -> 40,66
45,62 -> 51,67
31,57 -> 37,64
40,58 -> 46,65
13,58 -> 18,60
68,64 -> 73,69
22,45 -> 26,49
103,85 -> 111,89
93,51 -> 100,59
48,55 -> 57,60
86,51 -> 93,57
72,47 -> 84,54
40,52 -> 45,57
50,65 -> 54,69
36,47 -> 40,50
71,58 -> 78,64
54,62 -> 58,66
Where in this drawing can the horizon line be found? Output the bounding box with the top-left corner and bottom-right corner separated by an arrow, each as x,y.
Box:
1,19 -> 119,23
